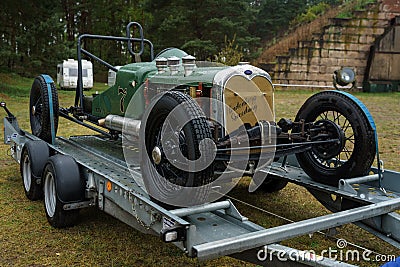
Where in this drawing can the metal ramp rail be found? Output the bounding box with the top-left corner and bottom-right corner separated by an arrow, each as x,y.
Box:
3,116 -> 400,266
262,158 -> 400,247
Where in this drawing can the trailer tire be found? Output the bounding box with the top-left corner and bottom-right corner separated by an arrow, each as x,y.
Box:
258,175 -> 288,193
294,91 -> 376,186
43,155 -> 83,228
30,75 -> 59,143
20,140 -> 49,200
140,91 -> 214,208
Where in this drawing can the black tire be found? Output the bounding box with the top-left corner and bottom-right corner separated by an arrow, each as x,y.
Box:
295,91 -> 376,185
30,75 -> 59,143
20,140 -> 49,200
43,155 -> 83,228
140,91 -> 214,208
258,175 -> 288,193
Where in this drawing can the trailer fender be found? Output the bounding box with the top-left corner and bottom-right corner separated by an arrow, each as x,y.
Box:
20,140 -> 49,200
21,140 -> 49,179
44,154 -> 85,203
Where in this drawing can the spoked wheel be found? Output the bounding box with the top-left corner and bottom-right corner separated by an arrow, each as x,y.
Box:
30,75 -> 59,143
140,91 -> 214,208
295,91 -> 376,186
43,155 -> 83,228
20,140 -> 49,200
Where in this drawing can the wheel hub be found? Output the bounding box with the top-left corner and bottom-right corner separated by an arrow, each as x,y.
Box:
32,104 -> 42,116
311,120 -> 345,160
152,146 -> 162,165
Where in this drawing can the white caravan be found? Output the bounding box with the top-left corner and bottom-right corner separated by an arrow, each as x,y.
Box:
57,59 -> 93,90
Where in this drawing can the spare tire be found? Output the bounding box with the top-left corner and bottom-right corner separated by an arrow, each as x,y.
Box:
30,75 -> 59,143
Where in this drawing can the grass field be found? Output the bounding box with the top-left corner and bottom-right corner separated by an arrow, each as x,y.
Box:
0,73 -> 399,266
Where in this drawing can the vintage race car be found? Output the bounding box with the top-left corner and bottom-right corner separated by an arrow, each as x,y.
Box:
29,22 -> 377,207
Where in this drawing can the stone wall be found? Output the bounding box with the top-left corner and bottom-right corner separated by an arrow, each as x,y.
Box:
259,0 -> 400,90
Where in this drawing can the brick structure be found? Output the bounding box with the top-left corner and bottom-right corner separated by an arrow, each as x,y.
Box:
258,0 -> 400,91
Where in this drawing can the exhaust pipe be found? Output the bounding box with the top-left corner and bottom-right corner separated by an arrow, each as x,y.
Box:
99,115 -> 141,137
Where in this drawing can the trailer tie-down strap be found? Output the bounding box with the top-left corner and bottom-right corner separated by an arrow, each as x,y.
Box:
41,74 -> 56,145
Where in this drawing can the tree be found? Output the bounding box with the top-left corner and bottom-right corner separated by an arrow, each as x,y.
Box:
0,0 -> 342,77
215,35 -> 244,65
146,0 -> 260,61
0,0 -> 72,75
253,0 -> 341,42
254,0 -> 307,41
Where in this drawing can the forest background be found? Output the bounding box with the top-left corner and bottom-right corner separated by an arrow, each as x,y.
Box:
1,0 -> 345,79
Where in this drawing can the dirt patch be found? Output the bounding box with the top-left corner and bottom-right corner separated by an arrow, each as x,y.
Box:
0,93 -> 10,100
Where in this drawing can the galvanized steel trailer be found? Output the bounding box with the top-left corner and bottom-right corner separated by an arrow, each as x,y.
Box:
3,106 -> 400,266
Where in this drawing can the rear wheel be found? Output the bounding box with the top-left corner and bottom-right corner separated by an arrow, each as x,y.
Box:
43,155 -> 83,228
140,91 -> 214,208
30,75 -> 59,143
295,91 -> 376,185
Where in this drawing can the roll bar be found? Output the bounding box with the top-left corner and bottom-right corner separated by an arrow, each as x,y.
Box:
75,22 -> 154,108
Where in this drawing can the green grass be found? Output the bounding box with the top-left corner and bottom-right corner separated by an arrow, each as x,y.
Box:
0,73 -> 33,97
336,0 -> 377,19
0,72 -> 109,99
291,2 -> 331,26
0,73 -> 399,266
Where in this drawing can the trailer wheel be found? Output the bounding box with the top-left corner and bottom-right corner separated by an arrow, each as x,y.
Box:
140,91 -> 214,208
30,75 -> 59,143
43,155 -> 83,228
295,91 -> 376,185
20,140 -> 49,200
258,175 -> 288,193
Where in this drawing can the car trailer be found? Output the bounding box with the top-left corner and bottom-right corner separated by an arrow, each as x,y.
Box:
2,101 -> 400,267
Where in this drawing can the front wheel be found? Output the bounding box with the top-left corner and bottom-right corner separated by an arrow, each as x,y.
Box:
295,91 -> 376,186
20,140 -> 49,200
140,91 -> 214,208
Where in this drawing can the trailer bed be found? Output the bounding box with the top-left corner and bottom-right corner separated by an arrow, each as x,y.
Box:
3,116 -> 400,266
